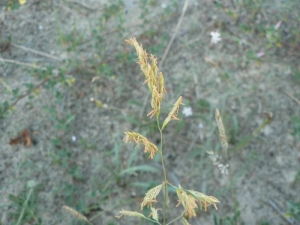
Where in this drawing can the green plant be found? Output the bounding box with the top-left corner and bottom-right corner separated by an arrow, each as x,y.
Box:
229,113 -> 272,153
285,200 -> 300,222
104,142 -> 159,187
6,0 -> 26,11
9,180 -> 42,225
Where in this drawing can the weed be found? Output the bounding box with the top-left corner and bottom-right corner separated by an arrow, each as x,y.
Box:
104,143 -> 159,187
103,1 -> 124,21
113,38 -> 220,224
285,201 -> 300,222
6,0 -> 26,11
8,180 -> 42,225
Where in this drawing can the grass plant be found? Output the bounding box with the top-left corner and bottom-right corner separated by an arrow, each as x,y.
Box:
113,38 -> 221,225
9,180 -> 41,225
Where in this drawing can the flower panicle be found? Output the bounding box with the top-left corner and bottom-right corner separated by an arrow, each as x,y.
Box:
141,183 -> 164,209
116,209 -> 146,219
207,150 -> 229,175
162,96 -> 184,130
123,132 -> 159,159
126,38 -> 166,118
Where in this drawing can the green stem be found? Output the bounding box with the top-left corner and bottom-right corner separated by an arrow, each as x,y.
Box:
157,117 -> 168,225
16,188 -> 33,225
166,212 -> 184,225
230,117 -> 271,153
142,217 -> 162,224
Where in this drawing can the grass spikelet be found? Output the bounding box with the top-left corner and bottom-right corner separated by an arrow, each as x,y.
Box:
215,108 -> 228,151
62,205 -> 91,224
141,183 -> 164,209
176,187 -> 198,218
162,96 -> 184,130
125,38 -> 149,76
187,190 -> 220,211
149,207 -> 160,221
123,132 -> 159,159
116,209 -> 147,219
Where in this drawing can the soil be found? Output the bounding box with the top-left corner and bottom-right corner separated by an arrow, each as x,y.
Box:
0,0 -> 300,225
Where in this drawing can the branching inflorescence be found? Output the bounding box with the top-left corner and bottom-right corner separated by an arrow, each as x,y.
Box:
116,38 -> 220,225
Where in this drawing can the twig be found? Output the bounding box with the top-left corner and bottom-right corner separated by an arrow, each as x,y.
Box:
282,90 -> 300,106
12,43 -> 62,61
159,0 -> 189,68
0,78 -> 13,93
11,79 -> 49,107
1,77 -> 55,115
204,57 -> 219,68
64,0 -> 101,11
0,58 -> 46,70
267,199 -> 297,225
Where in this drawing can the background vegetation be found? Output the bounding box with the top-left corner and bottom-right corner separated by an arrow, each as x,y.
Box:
0,0 -> 299,224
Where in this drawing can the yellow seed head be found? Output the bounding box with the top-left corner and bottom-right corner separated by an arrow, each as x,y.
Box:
123,132 -> 159,159
126,38 -> 166,118
162,96 -> 184,130
187,190 -> 220,211
116,209 -> 146,219
176,187 -> 198,218
215,109 -> 228,151
62,206 -> 90,224
141,183 -> 163,209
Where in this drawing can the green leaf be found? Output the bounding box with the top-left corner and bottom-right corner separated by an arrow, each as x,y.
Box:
127,148 -> 138,168
9,194 -> 23,205
120,165 -> 159,176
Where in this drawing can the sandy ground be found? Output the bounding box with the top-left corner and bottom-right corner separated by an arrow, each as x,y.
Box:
0,0 -> 300,224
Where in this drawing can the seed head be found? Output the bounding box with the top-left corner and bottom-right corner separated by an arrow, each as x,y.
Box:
141,183 -> 164,209
62,206 -> 91,224
186,190 -> 220,211
123,132 -> 159,159
176,187 -> 198,218
116,209 -> 146,219
215,109 -> 228,152
162,96 -> 184,130
126,38 -> 166,118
